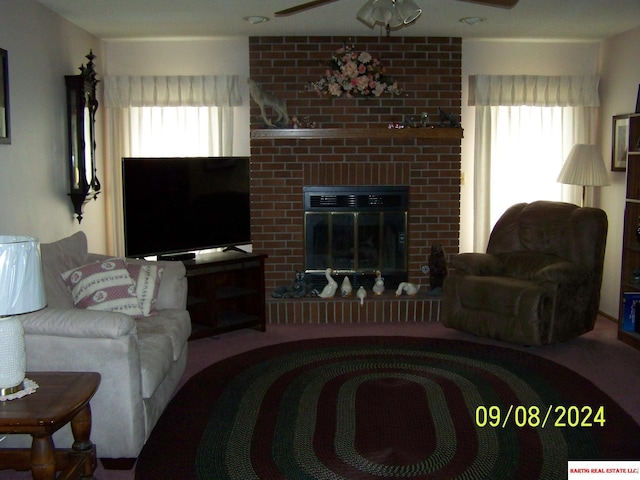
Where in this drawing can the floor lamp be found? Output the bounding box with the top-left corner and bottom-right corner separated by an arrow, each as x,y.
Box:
0,236 -> 46,395
557,144 -> 610,207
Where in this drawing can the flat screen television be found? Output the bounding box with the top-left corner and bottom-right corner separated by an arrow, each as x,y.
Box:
122,156 -> 251,259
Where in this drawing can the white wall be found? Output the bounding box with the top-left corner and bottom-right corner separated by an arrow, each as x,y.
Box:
0,0 -> 106,250
597,26 -> 640,318
104,38 -> 250,156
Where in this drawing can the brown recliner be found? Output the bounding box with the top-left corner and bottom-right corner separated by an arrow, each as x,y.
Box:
442,201 -> 608,346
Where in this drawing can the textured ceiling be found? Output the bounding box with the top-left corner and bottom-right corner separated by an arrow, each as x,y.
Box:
35,0 -> 640,41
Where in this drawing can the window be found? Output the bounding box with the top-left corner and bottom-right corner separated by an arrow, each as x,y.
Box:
488,105 -> 574,227
103,75 -> 242,255
129,106 -> 228,157
469,75 -> 600,250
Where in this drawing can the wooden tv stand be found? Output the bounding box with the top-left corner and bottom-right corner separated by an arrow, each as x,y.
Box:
183,250 -> 267,339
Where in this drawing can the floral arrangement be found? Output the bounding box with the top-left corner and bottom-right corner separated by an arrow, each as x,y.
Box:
307,44 -> 401,98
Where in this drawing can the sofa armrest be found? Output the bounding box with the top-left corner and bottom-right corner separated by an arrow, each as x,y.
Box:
22,308 -> 146,459
451,253 -> 505,276
22,307 -> 137,339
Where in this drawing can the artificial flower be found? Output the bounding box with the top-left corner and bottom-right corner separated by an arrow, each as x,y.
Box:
307,44 -> 401,98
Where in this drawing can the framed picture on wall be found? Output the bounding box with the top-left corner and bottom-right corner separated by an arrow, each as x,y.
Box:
0,47 -> 10,145
612,114 -> 630,172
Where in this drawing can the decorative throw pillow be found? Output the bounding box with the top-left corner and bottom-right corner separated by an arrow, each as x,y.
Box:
61,258 -> 144,317
126,263 -> 164,316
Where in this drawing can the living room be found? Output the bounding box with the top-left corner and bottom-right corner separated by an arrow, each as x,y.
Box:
1,1 -> 639,320
1,0 -> 640,478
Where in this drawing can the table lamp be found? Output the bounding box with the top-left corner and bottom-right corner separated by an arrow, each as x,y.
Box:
557,144 -> 610,207
0,236 -> 46,395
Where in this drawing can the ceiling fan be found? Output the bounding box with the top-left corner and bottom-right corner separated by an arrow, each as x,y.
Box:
275,0 -> 519,17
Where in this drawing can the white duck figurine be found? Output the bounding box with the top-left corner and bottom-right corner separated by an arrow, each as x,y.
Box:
395,281 -> 421,297
372,270 -> 385,296
357,286 -> 367,306
318,268 -> 338,298
341,276 -> 353,297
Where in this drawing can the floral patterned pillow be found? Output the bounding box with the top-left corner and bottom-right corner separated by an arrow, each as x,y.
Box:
61,258 -> 144,317
125,262 -> 164,316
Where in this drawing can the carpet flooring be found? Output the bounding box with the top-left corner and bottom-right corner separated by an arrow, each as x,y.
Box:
3,316 -> 640,479
135,335 -> 640,479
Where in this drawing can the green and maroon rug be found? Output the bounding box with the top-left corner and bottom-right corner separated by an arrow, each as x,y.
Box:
136,337 -> 640,479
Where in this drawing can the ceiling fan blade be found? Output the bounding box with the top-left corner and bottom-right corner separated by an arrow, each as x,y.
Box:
275,0 -> 341,17
457,0 -> 519,8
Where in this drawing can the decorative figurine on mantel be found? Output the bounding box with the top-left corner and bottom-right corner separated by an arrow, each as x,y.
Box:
341,276 -> 353,297
357,286 -> 367,306
248,78 -> 290,128
438,107 -> 461,128
373,270 -> 385,295
318,268 -> 338,298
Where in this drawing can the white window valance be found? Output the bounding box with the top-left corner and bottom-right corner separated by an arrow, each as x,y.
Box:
103,75 -> 243,108
468,75 -> 600,107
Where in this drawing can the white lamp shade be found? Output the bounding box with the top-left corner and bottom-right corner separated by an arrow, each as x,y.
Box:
557,144 -> 611,187
0,236 -> 46,316
0,236 -> 46,394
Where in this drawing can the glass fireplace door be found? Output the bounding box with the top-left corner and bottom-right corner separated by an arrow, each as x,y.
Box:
303,185 -> 409,289
304,211 -> 407,275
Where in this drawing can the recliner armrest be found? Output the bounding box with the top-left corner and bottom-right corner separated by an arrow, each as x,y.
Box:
451,253 -> 505,276
533,262 -> 590,284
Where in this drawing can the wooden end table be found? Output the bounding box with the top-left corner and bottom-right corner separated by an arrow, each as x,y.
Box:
0,372 -> 101,480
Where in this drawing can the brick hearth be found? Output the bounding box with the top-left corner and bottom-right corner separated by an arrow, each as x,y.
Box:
248,36 -> 462,323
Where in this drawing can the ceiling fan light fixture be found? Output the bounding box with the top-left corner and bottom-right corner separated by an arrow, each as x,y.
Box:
396,0 -> 422,24
356,0 -> 377,27
359,0 -> 420,30
371,0 -> 396,24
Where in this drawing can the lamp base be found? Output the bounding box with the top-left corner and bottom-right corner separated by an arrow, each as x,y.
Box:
0,380 -> 25,396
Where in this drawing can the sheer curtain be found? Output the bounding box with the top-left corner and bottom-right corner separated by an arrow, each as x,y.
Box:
469,75 -> 600,251
103,75 -> 242,255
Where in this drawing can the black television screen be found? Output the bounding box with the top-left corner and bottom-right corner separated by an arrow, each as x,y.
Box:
122,156 -> 251,258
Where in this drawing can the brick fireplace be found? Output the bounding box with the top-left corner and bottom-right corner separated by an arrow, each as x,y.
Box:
248,36 -> 462,323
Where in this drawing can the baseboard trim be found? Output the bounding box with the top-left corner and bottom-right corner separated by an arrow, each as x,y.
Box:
598,310 -> 618,323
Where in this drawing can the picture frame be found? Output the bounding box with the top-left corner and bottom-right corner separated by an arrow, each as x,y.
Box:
0,47 -> 10,144
612,114 -> 630,172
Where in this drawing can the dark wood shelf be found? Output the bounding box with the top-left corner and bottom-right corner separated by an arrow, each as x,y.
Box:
618,114 -> 640,350
184,250 -> 267,338
618,329 -> 640,350
250,127 -> 463,141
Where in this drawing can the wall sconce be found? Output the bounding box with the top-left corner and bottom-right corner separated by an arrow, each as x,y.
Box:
66,50 -> 100,223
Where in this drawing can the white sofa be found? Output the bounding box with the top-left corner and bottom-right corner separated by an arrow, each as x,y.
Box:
6,232 -> 191,466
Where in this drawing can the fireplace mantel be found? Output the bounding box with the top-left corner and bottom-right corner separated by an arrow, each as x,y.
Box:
250,127 -> 463,141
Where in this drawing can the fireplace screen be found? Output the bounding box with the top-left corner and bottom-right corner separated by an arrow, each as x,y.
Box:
304,186 -> 408,289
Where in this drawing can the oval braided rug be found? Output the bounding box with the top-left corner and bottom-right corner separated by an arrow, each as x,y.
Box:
136,337 -> 640,479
